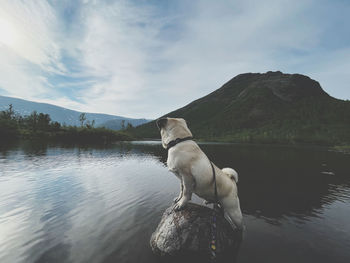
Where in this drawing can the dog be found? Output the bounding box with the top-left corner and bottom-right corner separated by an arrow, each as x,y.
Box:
156,117 -> 243,230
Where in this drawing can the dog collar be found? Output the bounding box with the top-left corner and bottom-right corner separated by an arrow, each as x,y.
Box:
166,137 -> 193,151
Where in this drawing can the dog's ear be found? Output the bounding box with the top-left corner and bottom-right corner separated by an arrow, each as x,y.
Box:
156,118 -> 168,130
179,118 -> 189,127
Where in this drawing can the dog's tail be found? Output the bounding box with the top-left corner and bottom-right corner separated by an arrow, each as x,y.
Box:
222,168 -> 238,183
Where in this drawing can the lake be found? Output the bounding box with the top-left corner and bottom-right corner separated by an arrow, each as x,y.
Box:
0,141 -> 349,263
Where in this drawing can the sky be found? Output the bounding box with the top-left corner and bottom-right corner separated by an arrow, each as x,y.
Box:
0,0 -> 349,119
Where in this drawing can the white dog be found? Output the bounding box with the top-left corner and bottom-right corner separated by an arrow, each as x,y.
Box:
156,117 -> 243,230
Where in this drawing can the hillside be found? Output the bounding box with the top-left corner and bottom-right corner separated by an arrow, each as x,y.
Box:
0,96 -> 150,129
133,71 -> 350,145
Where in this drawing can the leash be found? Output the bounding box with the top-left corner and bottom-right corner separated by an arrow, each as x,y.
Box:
210,161 -> 220,262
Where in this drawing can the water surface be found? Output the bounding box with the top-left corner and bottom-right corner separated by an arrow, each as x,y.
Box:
0,141 -> 349,263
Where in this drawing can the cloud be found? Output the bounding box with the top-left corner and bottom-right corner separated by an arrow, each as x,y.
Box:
0,0 -> 66,99
0,1 -> 64,69
0,0 -> 349,119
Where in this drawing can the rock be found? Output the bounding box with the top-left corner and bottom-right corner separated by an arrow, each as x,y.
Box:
150,202 -> 242,262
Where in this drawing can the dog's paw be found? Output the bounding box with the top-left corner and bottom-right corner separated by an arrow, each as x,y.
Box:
173,203 -> 184,211
173,200 -> 187,211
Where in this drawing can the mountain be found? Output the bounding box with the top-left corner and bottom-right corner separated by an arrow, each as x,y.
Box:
133,71 -> 350,145
0,96 -> 150,129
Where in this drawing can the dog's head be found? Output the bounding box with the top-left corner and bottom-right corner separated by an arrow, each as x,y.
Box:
156,117 -> 192,149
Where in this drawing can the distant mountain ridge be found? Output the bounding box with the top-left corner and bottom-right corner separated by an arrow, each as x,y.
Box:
134,71 -> 350,145
0,96 -> 150,129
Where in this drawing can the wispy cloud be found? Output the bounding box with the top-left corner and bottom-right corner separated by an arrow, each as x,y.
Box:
0,0 -> 349,118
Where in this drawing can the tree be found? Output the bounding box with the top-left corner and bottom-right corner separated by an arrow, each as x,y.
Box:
85,119 -> 95,129
79,113 -> 86,127
37,113 -> 51,131
0,104 -> 18,139
51,121 -> 61,131
27,111 -> 38,131
7,104 -> 14,119
1,104 -> 15,120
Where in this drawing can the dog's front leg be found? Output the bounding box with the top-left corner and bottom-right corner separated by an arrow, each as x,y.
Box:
174,174 -> 194,211
173,178 -> 183,203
